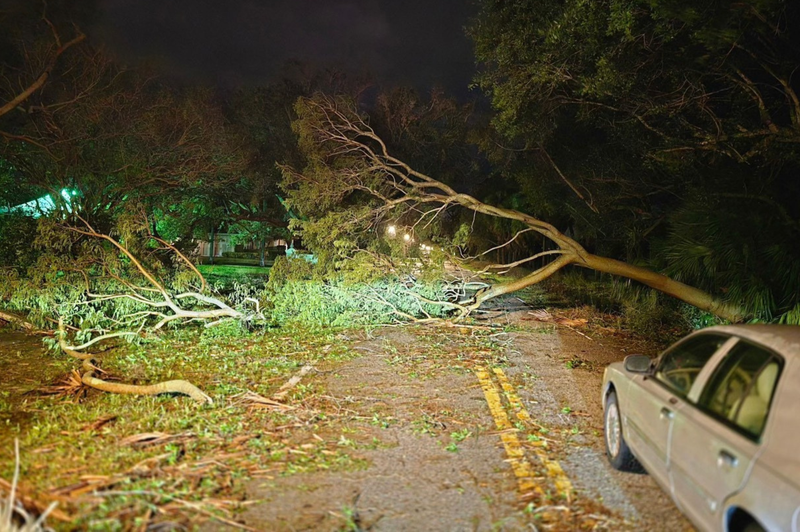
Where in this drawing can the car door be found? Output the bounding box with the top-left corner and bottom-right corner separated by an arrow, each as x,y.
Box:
623,333 -> 730,488
669,340 -> 783,530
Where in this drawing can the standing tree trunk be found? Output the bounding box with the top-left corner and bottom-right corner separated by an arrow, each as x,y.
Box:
259,237 -> 266,267
209,227 -> 216,265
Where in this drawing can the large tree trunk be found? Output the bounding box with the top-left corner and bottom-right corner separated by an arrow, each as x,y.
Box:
474,252 -> 741,322
434,184 -> 744,322
580,254 -> 741,321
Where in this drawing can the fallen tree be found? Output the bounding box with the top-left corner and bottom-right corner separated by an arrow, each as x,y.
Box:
62,215 -> 247,330
282,94 -> 744,322
43,215 -> 259,402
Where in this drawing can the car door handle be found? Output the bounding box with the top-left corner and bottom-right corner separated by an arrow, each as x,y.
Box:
718,449 -> 739,468
660,407 -> 673,420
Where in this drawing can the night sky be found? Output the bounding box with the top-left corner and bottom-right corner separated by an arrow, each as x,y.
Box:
94,0 -> 477,93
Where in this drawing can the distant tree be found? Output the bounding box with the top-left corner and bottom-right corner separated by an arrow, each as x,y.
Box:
0,5 -> 270,400
472,0 -> 800,165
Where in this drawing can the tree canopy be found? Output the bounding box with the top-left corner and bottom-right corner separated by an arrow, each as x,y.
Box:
470,0 -> 800,322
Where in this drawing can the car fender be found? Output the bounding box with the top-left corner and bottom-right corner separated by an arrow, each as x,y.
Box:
601,368 -> 613,404
602,364 -> 633,408
722,463 -> 796,532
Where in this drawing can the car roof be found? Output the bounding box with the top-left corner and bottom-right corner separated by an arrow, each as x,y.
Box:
694,324 -> 800,359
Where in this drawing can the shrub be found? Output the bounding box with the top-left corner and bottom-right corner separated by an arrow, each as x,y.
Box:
265,257 -> 453,326
200,319 -> 250,341
547,270 -> 702,340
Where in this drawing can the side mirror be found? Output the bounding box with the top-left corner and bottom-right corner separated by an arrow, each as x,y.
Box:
624,354 -> 652,374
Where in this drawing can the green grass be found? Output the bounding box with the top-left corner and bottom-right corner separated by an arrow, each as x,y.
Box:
0,320 -> 514,530
196,264 -> 271,277
197,264 -> 271,290
0,326 -> 359,530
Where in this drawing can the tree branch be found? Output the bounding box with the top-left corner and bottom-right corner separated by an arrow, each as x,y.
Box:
0,29 -> 86,119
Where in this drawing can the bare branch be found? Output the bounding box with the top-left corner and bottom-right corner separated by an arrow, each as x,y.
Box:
58,319 -> 213,404
474,250 -> 566,275
149,235 -> 207,293
0,29 -> 86,119
540,148 -> 600,214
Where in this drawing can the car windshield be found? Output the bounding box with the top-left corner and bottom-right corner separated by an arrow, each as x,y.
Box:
655,334 -> 728,397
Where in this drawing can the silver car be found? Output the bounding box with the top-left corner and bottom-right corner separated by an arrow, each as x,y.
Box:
602,325 -> 800,532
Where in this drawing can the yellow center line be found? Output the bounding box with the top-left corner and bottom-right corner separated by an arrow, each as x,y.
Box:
492,367 -> 573,500
474,366 -> 543,498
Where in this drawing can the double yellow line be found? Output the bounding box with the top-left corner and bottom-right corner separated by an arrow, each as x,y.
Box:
474,365 -> 572,501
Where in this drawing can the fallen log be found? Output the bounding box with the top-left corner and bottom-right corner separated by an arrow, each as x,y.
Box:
271,365 -> 315,402
0,311 -> 38,331
58,319 -> 213,404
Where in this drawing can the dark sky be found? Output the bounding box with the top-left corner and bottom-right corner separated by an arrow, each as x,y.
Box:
95,0 -> 477,94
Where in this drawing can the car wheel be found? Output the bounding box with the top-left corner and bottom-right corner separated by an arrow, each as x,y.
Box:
741,520 -> 766,532
604,390 -> 639,471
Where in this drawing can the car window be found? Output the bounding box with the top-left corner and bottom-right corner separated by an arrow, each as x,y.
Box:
698,342 -> 781,439
655,334 -> 728,397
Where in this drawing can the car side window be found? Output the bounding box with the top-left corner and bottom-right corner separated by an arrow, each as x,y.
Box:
655,334 -> 727,397
698,342 -> 781,439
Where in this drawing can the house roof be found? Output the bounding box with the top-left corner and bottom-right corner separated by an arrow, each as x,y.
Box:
0,189 -> 77,217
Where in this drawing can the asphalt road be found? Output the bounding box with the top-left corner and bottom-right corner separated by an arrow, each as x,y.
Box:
223,309 -> 693,531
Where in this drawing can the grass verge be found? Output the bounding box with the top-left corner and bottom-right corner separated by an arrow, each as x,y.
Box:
0,326 -> 363,531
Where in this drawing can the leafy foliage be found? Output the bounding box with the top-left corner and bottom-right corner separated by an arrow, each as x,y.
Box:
284,91 -> 482,269
265,257 -> 453,327
0,214 -> 253,335
470,0 -> 800,322
656,194 -> 800,322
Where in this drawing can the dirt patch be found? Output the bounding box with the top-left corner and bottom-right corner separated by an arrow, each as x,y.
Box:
0,330 -> 69,432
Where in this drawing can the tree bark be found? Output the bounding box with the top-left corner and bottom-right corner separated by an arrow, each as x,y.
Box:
578,253 -> 742,321
58,321 -> 212,404
0,311 -> 38,331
